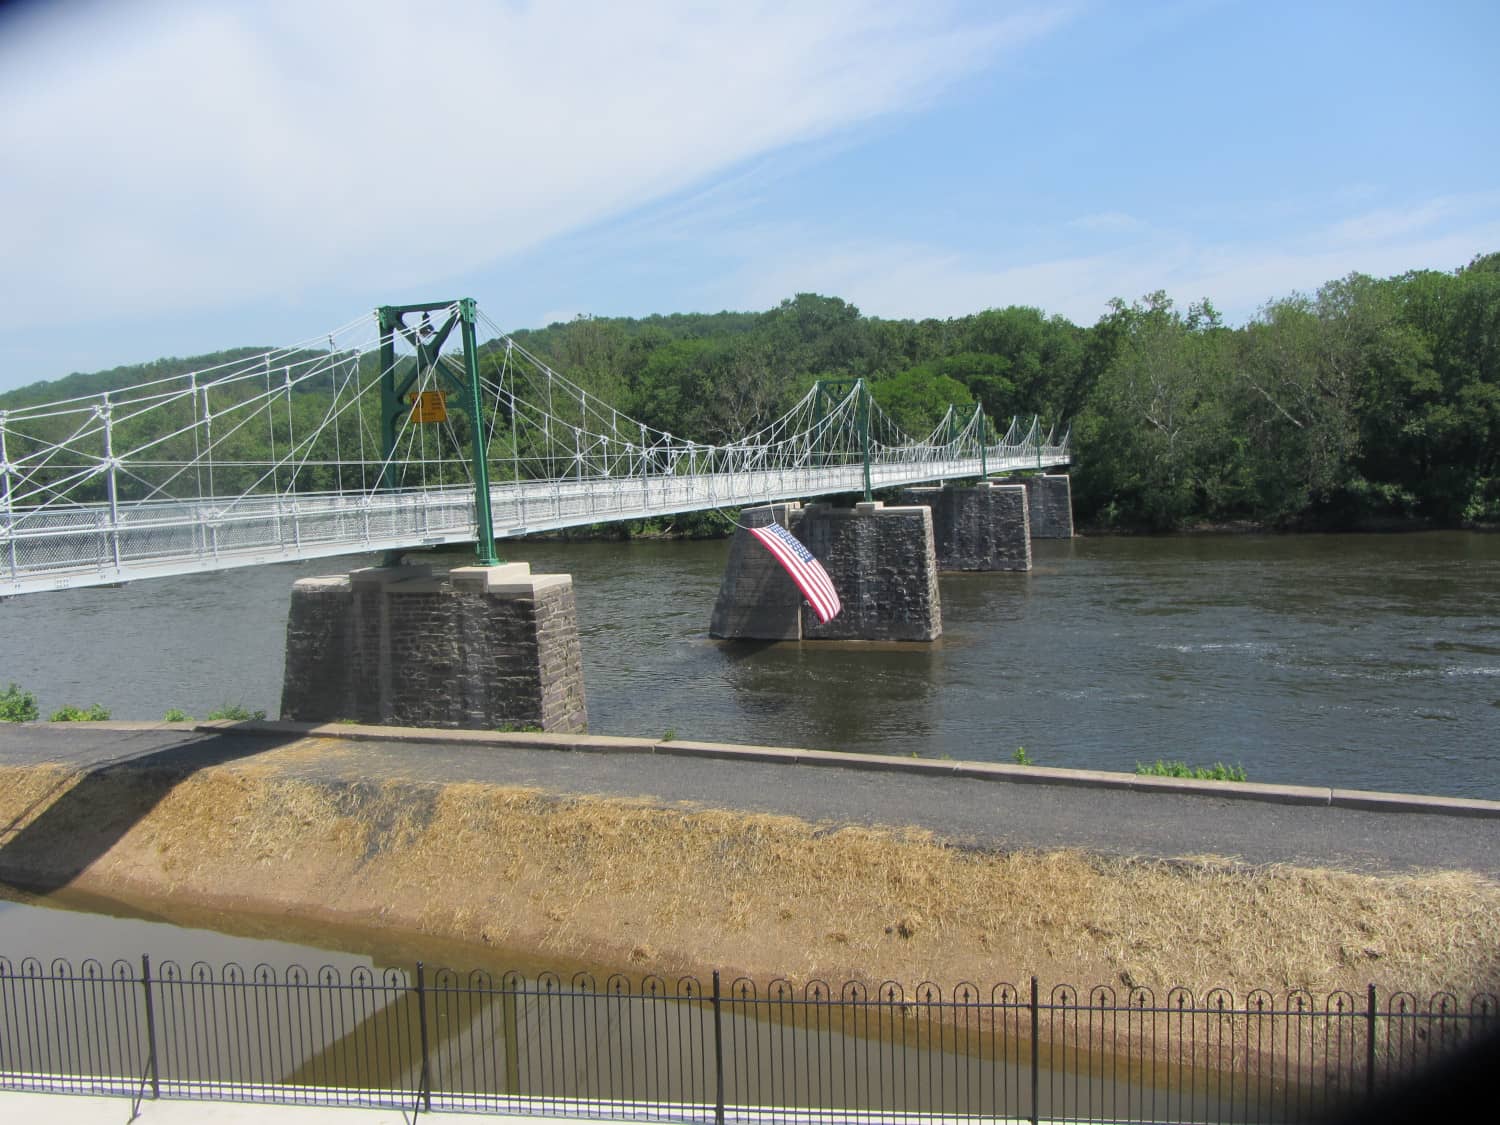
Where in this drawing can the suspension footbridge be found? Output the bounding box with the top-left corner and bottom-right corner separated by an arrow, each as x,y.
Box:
0,300 -> 1069,597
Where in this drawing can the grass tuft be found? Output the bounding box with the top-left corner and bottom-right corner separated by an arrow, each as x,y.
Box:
1135,760 -> 1247,782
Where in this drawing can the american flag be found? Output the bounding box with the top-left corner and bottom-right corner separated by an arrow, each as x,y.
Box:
748,521 -> 842,624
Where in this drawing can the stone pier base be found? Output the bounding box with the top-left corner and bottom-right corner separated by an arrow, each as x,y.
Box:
898,483 -> 1031,572
280,562 -> 587,732
708,503 -> 805,641
710,501 -> 941,642
995,472 -> 1075,539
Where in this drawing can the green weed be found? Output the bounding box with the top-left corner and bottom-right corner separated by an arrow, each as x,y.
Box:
49,703 -> 111,722
205,704 -> 266,722
1135,759 -> 1247,782
0,683 -> 39,723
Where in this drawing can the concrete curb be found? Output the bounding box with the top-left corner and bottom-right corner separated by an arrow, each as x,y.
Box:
132,719 -> 1500,821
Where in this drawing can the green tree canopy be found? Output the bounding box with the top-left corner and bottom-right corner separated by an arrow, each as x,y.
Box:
869,366 -> 975,439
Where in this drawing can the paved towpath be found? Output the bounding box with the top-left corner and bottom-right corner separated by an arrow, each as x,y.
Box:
2,722 -> 1497,878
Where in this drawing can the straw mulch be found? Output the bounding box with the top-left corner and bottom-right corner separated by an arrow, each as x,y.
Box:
1,755 -> 1495,1002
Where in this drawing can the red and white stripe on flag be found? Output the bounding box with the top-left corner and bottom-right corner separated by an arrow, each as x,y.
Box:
747,522 -> 842,624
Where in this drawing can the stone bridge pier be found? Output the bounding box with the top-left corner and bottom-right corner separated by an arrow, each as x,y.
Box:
280,562 -> 588,732
711,500 -> 941,641
993,472 -> 1074,539
897,482 -> 1031,572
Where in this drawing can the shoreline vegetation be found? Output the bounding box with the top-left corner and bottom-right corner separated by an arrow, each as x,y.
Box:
4,254 -> 1497,536
0,754 -> 1494,1005
503,511 -> 1499,545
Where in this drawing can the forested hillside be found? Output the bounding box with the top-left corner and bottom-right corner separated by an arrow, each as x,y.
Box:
6,254 -> 1496,530
503,252 -> 1500,529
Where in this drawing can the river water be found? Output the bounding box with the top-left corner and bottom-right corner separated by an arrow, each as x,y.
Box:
1,532 -> 1491,1115
1,531 -> 1496,798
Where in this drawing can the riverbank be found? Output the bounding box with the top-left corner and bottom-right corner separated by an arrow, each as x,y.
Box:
1,723 -> 1496,1001
496,498 -> 1497,541
1077,515 -> 1500,535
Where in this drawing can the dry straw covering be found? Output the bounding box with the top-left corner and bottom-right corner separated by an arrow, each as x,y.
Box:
0,747 -> 1496,1002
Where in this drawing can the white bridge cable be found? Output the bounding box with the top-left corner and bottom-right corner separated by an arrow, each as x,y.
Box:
3,319 -> 390,515
219,346 -> 401,510
140,337 -> 383,508
472,310 -> 850,466
0,314 -> 376,423
125,350 -> 369,499
0,303 -> 1070,595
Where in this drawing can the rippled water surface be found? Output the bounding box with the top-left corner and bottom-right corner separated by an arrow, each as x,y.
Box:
2,531 -> 1496,797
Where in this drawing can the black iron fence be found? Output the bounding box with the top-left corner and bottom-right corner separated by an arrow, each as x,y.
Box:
1,954 -> 1494,1122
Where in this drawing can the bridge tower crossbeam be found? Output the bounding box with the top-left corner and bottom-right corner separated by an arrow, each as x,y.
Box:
377,298 -> 498,566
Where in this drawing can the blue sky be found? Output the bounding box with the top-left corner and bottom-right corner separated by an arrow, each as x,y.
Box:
1,0 -> 1496,392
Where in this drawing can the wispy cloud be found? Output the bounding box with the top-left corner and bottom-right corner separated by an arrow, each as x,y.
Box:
0,0 -> 1060,327
703,196 -> 1500,326
1323,194 -> 1498,248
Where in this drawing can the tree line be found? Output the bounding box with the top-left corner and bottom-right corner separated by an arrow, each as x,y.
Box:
6,252 -> 1496,531
504,251 -> 1500,530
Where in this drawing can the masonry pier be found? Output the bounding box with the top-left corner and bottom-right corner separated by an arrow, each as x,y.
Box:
994,472 -> 1074,539
710,501 -> 941,641
898,482 -> 1031,572
281,562 -> 587,732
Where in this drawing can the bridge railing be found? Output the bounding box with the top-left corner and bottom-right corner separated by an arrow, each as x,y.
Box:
1,445 -> 1069,595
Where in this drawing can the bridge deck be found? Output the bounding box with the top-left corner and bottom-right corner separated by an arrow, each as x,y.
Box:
2,453 -> 1067,595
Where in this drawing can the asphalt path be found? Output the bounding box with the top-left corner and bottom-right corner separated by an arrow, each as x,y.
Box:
2,723 -> 1497,878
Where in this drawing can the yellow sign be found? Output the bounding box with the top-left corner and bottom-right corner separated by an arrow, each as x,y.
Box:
408,390 -> 447,424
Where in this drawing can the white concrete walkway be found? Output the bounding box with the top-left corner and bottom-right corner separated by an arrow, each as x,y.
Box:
0,1091 -> 539,1123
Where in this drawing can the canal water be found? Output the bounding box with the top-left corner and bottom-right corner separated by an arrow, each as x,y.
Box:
1,530 -> 1495,798
0,894 -> 1257,1122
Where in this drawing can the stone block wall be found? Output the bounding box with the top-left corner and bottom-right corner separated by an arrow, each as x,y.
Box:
1028,474 -> 1074,538
987,484 -> 1033,566
708,503 -> 804,641
800,502 -> 942,642
994,472 -> 1074,539
898,483 -> 1031,572
280,574 -> 357,722
530,575 -> 589,731
281,562 -> 587,732
710,501 -> 942,642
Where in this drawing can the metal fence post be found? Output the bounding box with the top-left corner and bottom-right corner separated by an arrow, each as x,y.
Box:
712,970 -> 726,1125
1030,975 -> 1040,1125
139,955 -> 160,1101
1366,983 -> 1377,1099
416,961 -> 432,1113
